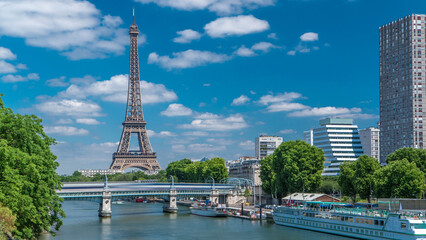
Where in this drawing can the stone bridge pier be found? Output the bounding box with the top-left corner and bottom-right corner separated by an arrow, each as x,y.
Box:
163,189 -> 178,213
210,189 -> 219,205
99,191 -> 112,217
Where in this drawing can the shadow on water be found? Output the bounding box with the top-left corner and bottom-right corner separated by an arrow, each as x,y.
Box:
40,201 -> 354,240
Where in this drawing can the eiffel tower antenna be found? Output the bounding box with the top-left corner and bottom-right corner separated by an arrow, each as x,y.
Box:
109,9 -> 161,172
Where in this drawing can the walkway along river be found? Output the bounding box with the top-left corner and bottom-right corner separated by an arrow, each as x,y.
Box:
39,201 -> 354,240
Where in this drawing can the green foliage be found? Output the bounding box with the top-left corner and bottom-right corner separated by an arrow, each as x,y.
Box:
353,155 -> 380,202
166,158 -> 228,182
0,204 -> 16,240
60,170 -> 168,182
260,140 -> 325,199
0,96 -> 65,239
374,159 -> 424,198
260,156 -> 275,196
386,148 -> 426,175
338,161 -> 357,203
318,179 -> 340,195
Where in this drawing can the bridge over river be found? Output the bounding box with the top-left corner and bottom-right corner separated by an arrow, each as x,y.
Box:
57,182 -> 240,217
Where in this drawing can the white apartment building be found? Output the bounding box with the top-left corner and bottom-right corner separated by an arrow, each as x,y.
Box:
359,127 -> 380,162
304,129 -> 314,146
255,135 -> 283,159
313,118 -> 364,176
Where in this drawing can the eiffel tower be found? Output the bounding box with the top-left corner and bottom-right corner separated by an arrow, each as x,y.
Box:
110,10 -> 161,172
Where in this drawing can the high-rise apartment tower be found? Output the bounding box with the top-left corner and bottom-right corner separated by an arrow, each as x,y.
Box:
255,135 -> 283,159
380,14 -> 426,162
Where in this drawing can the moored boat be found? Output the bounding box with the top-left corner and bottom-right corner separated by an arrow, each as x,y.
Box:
190,205 -> 228,217
273,201 -> 426,240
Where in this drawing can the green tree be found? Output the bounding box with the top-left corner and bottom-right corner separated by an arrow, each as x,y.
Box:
204,157 -> 228,182
374,159 -> 424,198
260,140 -> 325,199
318,179 -> 340,195
0,204 -> 15,240
386,148 -> 426,175
0,96 -> 65,239
353,155 -> 380,202
260,156 -> 276,196
338,161 -> 357,203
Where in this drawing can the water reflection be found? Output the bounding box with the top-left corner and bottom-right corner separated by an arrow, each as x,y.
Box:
41,201 -> 354,240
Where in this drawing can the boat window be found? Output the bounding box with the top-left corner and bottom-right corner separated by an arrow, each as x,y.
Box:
401,223 -> 407,229
380,221 -> 384,226
413,223 -> 426,229
369,219 -> 374,225
374,220 -> 379,225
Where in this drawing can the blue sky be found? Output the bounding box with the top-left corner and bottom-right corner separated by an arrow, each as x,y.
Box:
0,0 -> 421,174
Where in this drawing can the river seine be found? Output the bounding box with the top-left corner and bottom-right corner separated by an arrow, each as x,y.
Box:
40,201 -> 353,240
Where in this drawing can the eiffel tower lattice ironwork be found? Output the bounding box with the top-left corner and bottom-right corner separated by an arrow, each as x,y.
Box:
110,10 -> 161,172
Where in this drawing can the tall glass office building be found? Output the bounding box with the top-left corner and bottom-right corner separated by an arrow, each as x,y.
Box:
313,118 -> 364,176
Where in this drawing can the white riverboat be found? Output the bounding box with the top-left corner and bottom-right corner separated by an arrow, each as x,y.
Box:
273,201 -> 426,240
190,205 -> 228,217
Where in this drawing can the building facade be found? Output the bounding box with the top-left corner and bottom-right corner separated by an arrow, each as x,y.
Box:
380,14 -> 426,162
313,118 -> 364,176
255,135 -> 283,159
304,129 -> 314,146
359,127 -> 380,161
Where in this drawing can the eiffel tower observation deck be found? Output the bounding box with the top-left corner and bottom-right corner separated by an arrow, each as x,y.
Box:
109,10 -> 161,172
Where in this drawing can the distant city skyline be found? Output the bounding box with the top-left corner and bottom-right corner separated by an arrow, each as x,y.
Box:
0,0 -> 420,174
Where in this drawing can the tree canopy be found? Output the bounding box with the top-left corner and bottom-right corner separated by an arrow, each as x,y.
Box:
353,155 -> 381,202
60,170 -> 167,182
166,158 -> 228,182
374,159 -> 424,198
260,140 -> 325,199
0,95 -> 65,239
386,148 -> 426,175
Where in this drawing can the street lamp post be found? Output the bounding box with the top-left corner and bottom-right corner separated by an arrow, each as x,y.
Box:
205,176 -> 215,189
168,175 -> 175,189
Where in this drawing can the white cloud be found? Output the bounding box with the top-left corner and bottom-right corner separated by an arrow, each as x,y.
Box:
204,15 -> 269,38
173,29 -> 202,43
44,126 -> 89,136
239,140 -> 254,150
0,60 -> 17,74
135,0 -> 275,15
76,118 -> 100,125
231,95 -> 250,105
183,131 -> 209,137
148,50 -> 229,70
287,50 -> 296,56
147,130 -> 177,137
0,0 -> 132,60
60,74 -> 177,104
172,143 -> 226,153
180,113 -> 248,131
251,42 -> 278,52
196,112 -> 220,119
35,99 -> 102,117
267,33 -> 277,39
235,41 -> 279,57
288,107 -> 362,117
1,73 -> 39,83
279,129 -> 296,134
161,103 -> 193,116
46,76 -> 68,87
0,47 -> 16,60
203,83 -> 211,87
250,90 -> 256,95
267,102 -> 309,112
258,92 -> 303,105
300,32 -> 319,42
234,45 -> 255,57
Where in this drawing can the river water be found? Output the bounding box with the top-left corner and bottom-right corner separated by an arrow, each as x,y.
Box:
40,201 -> 353,240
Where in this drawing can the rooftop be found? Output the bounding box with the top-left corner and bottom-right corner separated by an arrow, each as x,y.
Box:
319,118 -> 353,126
